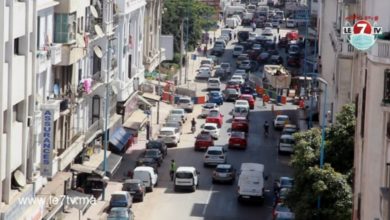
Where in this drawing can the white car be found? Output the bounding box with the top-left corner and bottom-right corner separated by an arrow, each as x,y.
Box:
200,58 -> 214,68
278,134 -> 295,154
177,97 -> 194,112
234,69 -> 247,79
174,167 -> 200,192
203,146 -> 227,167
158,127 -> 180,146
264,22 -> 272,28
233,100 -> 250,119
286,20 -> 297,28
262,27 -> 273,36
196,67 -> 211,80
201,123 -> 220,139
249,32 -> 258,41
201,103 -> 219,117
231,75 -> 245,84
274,115 -> 290,129
238,60 -> 251,71
207,78 -> 221,91
169,108 -> 187,122
233,45 -> 244,57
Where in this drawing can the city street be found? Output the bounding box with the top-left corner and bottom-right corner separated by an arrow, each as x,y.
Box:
127,24 -> 299,220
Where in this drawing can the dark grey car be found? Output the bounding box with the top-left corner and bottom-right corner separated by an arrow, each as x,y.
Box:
223,89 -> 240,101
146,140 -> 168,157
122,179 -> 145,202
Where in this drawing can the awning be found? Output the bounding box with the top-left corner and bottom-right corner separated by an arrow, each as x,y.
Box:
70,164 -> 105,177
142,92 -> 161,102
109,127 -> 132,153
96,153 -> 122,178
123,109 -> 148,130
138,95 -> 153,107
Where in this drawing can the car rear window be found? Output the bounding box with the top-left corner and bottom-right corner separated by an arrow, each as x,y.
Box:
179,99 -> 190,103
234,47 -> 243,51
171,110 -> 183,114
280,138 -> 295,144
221,63 -> 229,68
207,150 -> 222,155
197,134 -> 211,140
208,111 -> 219,117
204,125 -> 216,130
111,194 -> 127,201
209,79 -> 219,84
231,132 -> 244,138
216,167 -> 231,173
123,182 -> 140,190
146,141 -> 162,149
160,130 -> 174,136
176,172 -> 193,178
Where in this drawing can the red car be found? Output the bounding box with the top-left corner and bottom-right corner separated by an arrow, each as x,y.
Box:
238,94 -> 255,109
231,117 -> 249,132
194,133 -> 214,151
228,131 -> 247,149
206,110 -> 224,128
225,80 -> 240,91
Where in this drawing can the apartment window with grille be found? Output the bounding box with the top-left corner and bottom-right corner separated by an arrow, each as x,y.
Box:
54,13 -> 76,43
383,69 -> 390,104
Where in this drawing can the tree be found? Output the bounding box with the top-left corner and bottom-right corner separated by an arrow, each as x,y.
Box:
162,0 -> 217,56
325,104 -> 356,175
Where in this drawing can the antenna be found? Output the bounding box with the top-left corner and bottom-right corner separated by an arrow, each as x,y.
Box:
94,25 -> 104,38
93,45 -> 103,58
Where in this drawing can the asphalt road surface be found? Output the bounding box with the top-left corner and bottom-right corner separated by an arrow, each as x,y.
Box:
129,24 -> 299,220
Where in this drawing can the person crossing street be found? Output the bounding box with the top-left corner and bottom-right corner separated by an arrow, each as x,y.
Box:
170,160 -> 177,181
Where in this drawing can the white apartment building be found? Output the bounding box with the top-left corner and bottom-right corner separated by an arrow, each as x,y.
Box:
318,0 -> 358,124
352,0 -> 390,219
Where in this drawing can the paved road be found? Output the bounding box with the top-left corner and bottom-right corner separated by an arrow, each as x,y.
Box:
129,24 -> 298,220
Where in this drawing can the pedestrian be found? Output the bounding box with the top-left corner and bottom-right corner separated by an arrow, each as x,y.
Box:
229,32 -> 232,40
252,22 -> 256,32
210,38 -> 212,45
170,160 -> 177,181
203,45 -> 208,56
277,26 -> 280,34
234,32 -> 237,40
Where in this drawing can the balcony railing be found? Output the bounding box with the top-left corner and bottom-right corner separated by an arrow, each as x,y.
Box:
50,44 -> 62,64
369,39 -> 390,60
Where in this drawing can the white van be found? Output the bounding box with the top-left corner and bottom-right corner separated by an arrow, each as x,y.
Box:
233,100 -> 249,118
225,18 -> 239,29
237,163 -> 266,202
133,166 -> 158,192
225,5 -> 247,16
174,166 -> 200,192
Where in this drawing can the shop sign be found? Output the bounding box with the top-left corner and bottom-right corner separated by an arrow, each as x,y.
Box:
41,109 -> 54,177
343,15 -> 382,50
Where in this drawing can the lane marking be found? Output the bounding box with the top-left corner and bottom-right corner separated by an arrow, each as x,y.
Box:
202,185 -> 214,215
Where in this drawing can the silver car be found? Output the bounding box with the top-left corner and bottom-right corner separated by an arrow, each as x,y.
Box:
177,97 -> 194,112
212,164 -> 236,184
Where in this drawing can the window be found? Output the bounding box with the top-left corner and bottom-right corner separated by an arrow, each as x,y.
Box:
383,69 -> 390,104
127,55 -> 132,78
92,95 -> 100,123
14,38 -> 20,55
54,13 -> 76,43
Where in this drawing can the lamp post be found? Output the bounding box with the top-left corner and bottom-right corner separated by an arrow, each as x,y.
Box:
316,76 -> 328,214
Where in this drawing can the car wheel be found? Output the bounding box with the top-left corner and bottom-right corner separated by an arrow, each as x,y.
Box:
192,185 -> 196,192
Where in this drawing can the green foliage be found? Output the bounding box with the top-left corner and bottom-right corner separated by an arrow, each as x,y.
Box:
162,0 -> 217,58
288,103 -> 356,219
326,104 -> 356,174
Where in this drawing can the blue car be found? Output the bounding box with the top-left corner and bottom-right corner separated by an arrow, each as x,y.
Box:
208,91 -> 223,105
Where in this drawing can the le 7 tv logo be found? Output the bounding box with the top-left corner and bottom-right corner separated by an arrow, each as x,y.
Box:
343,20 -> 382,35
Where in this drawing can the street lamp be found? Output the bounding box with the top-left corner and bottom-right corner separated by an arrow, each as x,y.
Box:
316,76 -> 328,212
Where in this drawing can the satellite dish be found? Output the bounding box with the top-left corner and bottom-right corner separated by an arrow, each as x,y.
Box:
76,34 -> 85,47
90,5 -> 98,18
93,45 -> 103,58
94,25 -> 104,38
13,170 -> 26,187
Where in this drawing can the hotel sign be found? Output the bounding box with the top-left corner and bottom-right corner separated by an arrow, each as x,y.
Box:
41,109 -> 54,177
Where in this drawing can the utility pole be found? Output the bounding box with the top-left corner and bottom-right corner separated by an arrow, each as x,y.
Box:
184,0 -> 190,84
179,21 -> 184,85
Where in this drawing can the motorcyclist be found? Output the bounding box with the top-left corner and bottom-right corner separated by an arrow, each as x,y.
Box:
264,121 -> 269,135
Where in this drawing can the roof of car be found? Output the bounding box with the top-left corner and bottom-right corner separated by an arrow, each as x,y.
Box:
160,127 -> 176,131
124,179 -> 143,184
134,166 -> 155,172
234,116 -> 247,120
204,123 -> 218,127
276,115 -> 289,119
207,146 -> 224,151
176,166 -> 196,172
111,191 -> 129,196
240,163 -> 264,172
216,164 -> 232,169
280,134 -> 294,139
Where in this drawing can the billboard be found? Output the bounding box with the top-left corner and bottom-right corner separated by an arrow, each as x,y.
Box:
41,109 -> 54,177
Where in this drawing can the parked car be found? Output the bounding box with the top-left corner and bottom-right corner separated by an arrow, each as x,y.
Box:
107,207 -> 135,220
218,62 -> 230,71
212,164 -> 236,184
277,176 -> 294,190
169,108 -> 187,122
208,91 -> 224,105
281,124 -> 298,135
201,123 -> 220,139
122,179 -> 145,202
274,115 -> 290,130
194,132 -> 214,151
162,121 -> 182,135
278,134 -> 295,154
146,140 -> 167,157
238,94 -> 255,109
223,88 -> 240,101
196,67 -> 212,80
231,117 -> 249,132
203,146 -> 227,167
177,97 -> 194,112
228,131 -> 247,149
225,80 -> 241,91
206,110 -> 224,128
158,127 -> 181,146
201,103 -> 219,118
135,157 -> 159,173
109,191 -> 132,209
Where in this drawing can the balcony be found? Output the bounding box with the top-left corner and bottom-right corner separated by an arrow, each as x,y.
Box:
368,39 -> 390,64
56,44 -> 86,66
85,119 -> 103,144
36,50 -> 49,73
54,0 -> 82,13
50,44 -> 62,64
116,0 -> 146,15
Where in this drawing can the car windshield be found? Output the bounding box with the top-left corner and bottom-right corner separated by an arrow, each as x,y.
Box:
203,104 -> 216,109
221,63 -> 229,68
207,150 -> 222,155
277,117 -> 288,122
145,150 -> 159,157
204,125 -> 216,130
234,107 -> 248,113
227,81 -> 239,85
146,141 -> 162,149
197,134 -> 211,140
171,110 -> 183,114
111,194 -> 126,201
176,172 -> 193,178
231,132 -> 244,138
210,92 -> 220,97
108,209 -> 128,218
208,111 -> 219,117
160,130 -> 174,136
281,178 -> 294,187
209,79 -> 219,84
179,99 -> 190,104
232,76 -> 241,80
123,182 -> 140,190
226,89 -> 237,94
216,167 -> 231,173
280,138 -> 295,144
